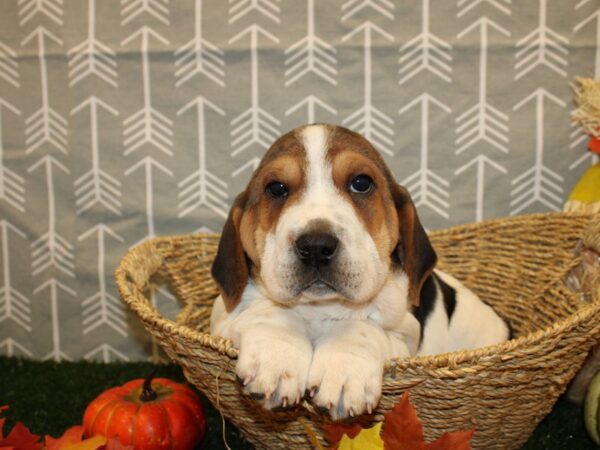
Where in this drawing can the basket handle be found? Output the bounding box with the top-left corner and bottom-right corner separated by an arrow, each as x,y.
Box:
115,239 -> 168,321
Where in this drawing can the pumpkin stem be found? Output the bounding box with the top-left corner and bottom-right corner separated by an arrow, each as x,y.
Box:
140,369 -> 158,402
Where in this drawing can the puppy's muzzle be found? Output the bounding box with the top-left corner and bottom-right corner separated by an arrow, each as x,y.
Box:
294,233 -> 339,268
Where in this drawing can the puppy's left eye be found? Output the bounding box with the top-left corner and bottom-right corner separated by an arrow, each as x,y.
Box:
349,174 -> 374,194
266,181 -> 289,199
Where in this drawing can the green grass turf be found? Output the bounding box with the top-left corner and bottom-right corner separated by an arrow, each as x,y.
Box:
0,356 -> 596,449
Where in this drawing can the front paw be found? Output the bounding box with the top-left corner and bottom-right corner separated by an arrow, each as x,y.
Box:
308,348 -> 383,420
236,334 -> 312,410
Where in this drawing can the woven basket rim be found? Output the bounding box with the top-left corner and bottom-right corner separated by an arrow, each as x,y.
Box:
115,211 -> 600,375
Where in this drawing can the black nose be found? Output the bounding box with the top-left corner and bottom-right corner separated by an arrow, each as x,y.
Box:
295,233 -> 339,267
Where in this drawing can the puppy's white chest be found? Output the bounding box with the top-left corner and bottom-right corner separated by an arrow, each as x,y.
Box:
292,272 -> 415,343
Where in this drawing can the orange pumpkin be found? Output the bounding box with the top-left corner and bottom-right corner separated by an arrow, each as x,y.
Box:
83,371 -> 206,450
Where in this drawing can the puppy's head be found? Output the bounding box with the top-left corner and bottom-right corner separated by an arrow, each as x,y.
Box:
211,124 -> 437,311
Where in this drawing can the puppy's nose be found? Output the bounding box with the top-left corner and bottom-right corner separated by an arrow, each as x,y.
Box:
295,233 -> 339,267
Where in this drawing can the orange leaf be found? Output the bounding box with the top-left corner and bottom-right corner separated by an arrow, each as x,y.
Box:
323,422 -> 364,449
44,426 -> 85,450
382,392 -> 426,450
427,430 -> 474,450
0,422 -> 43,450
60,435 -> 107,450
43,426 -> 107,450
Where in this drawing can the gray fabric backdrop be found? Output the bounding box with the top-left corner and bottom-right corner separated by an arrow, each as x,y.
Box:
0,0 -> 598,361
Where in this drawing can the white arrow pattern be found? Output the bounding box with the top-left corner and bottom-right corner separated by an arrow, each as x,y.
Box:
511,89 -> 565,215
68,0 -> 118,87
0,1 -> 596,361
79,224 -> 127,337
229,25 -> 280,163
0,220 -> 30,332
122,27 -> 173,157
229,0 -> 280,24
342,22 -> 395,156
286,95 -> 337,124
72,97 -> 122,215
574,2 -> 600,78
0,42 -> 20,88
515,0 -> 568,80
456,155 -> 507,222
178,96 -> 228,218
85,343 -> 130,362
125,157 -> 173,245
399,94 -> 451,219
457,0 -> 511,18
175,0 -> 225,87
35,278 -> 75,362
122,0 -> 169,26
28,156 -> 75,278
456,18 -> 510,155
18,0 -> 63,26
285,0 -> 337,86
341,0 -> 394,21
22,28 -> 68,155
0,338 -> 33,358
0,99 -> 24,213
399,0 -> 452,85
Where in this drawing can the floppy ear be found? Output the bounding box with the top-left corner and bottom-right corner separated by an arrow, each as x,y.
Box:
391,183 -> 437,306
211,192 -> 249,312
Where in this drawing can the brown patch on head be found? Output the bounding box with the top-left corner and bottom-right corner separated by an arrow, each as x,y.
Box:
326,125 -> 437,305
236,130 -> 308,276
326,127 -> 400,264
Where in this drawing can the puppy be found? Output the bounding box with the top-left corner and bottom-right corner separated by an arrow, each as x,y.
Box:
210,124 -> 510,419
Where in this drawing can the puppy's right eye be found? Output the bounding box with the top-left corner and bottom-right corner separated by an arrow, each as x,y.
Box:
266,181 -> 288,199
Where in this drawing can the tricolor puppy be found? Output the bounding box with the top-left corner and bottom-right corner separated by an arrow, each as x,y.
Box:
210,124 -> 509,419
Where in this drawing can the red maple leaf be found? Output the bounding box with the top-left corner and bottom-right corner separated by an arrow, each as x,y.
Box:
382,392 -> 426,450
0,406 -> 43,450
382,392 -> 474,450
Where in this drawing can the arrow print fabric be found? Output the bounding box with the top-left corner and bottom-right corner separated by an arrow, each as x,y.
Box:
0,0 -> 598,361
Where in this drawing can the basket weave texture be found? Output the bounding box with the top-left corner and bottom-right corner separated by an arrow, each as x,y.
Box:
115,212 -> 600,450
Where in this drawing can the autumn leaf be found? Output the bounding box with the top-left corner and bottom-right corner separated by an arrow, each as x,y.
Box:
44,426 -> 85,450
0,412 -> 43,450
324,421 -> 364,449
43,427 -> 108,450
382,392 -> 426,450
0,406 -> 128,450
316,392 -> 474,450
62,435 -> 107,450
382,392 -> 474,450
338,423 -> 384,450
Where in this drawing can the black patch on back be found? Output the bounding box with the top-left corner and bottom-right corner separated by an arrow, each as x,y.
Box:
412,273 -> 459,346
412,274 -> 437,343
436,274 -> 457,323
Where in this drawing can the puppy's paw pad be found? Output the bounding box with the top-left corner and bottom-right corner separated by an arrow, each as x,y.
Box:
236,337 -> 312,410
308,349 -> 382,420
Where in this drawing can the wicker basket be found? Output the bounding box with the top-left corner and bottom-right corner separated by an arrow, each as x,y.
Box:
115,212 -> 600,450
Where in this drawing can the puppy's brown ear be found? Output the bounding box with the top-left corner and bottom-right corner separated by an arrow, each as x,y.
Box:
391,184 -> 437,306
211,192 -> 249,312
